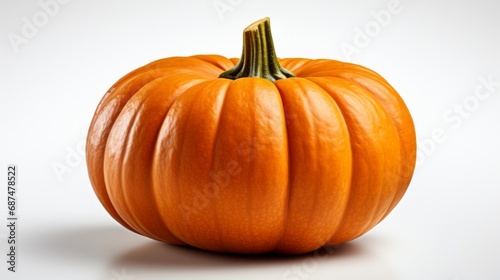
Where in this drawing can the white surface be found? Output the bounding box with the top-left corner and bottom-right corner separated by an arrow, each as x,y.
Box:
1,0 -> 500,279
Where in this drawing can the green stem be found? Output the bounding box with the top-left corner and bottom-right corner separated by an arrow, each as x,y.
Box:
219,17 -> 295,82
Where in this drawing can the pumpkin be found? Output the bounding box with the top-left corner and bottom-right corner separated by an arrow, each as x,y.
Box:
86,18 -> 416,254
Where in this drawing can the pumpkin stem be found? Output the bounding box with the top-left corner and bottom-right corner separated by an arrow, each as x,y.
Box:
219,17 -> 295,82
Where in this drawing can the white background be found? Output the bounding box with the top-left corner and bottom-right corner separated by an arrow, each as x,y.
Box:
1,0 -> 500,279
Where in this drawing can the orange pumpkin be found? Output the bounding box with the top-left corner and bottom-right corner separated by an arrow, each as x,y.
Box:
86,18 -> 416,254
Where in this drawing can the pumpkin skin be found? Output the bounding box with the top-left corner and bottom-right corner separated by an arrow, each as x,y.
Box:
86,18 -> 416,254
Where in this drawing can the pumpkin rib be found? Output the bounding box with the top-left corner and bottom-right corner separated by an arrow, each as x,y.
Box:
174,84 -> 214,246
100,73 -> 181,213
209,79 -> 246,253
273,78 -> 352,253
273,78 -> 316,252
347,84 -> 401,241
87,71 -> 171,234
341,74 -> 416,221
92,69 -> 210,236
107,74 -> 210,244
187,79 -> 233,252
152,79 -> 233,251
306,77 -> 355,246
297,60 -> 416,226
129,90 -> 188,244
297,77 -> 355,248
306,77 -> 402,244
204,79 -> 234,253
106,96 -> 147,234
151,87 -> 200,246
333,78 -> 400,241
103,75 -> 170,237
164,94 -> 198,245
311,70 -> 415,223
273,82 -> 292,252
205,78 -> 288,253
